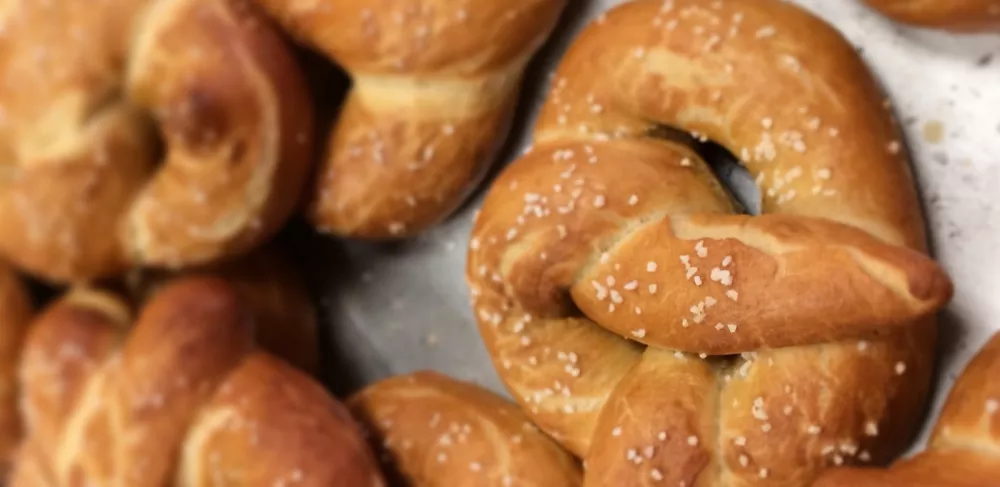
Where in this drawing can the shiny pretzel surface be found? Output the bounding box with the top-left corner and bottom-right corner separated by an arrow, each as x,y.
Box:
253,0 -> 567,239
467,1 -> 953,485
0,0 -> 313,283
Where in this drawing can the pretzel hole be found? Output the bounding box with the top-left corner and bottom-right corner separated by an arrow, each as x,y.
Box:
698,141 -> 760,216
649,123 -> 760,215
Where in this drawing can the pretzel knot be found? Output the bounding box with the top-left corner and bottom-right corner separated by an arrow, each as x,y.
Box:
11,278 -> 383,486
0,0 -> 313,283
253,0 -> 566,239
467,1 -> 953,485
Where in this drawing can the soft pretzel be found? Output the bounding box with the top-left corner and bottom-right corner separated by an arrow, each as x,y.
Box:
0,249 -> 320,476
863,0 -> 1000,31
9,277 -> 384,486
467,0 -> 953,485
349,371 -> 581,486
0,0 -> 314,283
814,331 -> 1000,486
0,263 -> 32,477
251,0 -> 567,239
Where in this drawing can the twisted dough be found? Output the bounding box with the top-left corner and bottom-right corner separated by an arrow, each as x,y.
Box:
815,331 -> 1000,486
349,371 -> 581,487
9,277 -> 383,486
863,0 -> 1000,31
0,0 -> 313,283
467,0 -> 953,485
252,0 -> 566,239
0,263 -> 32,477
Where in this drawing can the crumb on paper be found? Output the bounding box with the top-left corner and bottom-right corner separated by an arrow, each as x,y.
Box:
922,120 -> 944,144
425,333 -> 439,346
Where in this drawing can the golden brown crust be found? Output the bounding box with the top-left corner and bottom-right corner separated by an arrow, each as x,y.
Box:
10,276 -> 384,486
309,87 -> 519,239
253,0 -> 567,239
931,337 -> 1000,450
583,349 -> 717,487
814,332 -> 1000,487
8,440 -> 55,486
15,289 -> 129,479
129,248 -> 319,374
53,277 -> 257,484
863,0 -> 1000,32
466,1 -> 951,484
0,0 -> 313,283
814,449 -> 1000,487
178,353 -> 384,487
208,251 -> 319,375
0,263 -> 32,477
348,371 -> 581,487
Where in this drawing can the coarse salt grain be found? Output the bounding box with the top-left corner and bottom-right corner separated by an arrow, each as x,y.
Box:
987,399 -> 1000,414
695,240 -> 708,257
